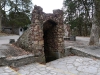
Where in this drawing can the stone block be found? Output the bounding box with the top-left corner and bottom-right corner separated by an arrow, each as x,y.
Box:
34,36 -> 39,40
35,19 -> 39,23
34,25 -> 39,29
58,29 -> 62,32
34,41 -> 38,45
9,39 -> 15,44
39,40 -> 44,45
39,30 -> 42,32
58,38 -> 63,42
36,45 -> 42,49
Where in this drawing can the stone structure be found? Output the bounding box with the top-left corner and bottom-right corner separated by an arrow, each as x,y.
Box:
16,5 -> 64,63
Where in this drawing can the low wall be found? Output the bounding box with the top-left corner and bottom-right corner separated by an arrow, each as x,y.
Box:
0,54 -> 45,67
64,46 -> 100,59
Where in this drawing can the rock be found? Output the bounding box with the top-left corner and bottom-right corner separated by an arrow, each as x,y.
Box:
9,39 -> 15,44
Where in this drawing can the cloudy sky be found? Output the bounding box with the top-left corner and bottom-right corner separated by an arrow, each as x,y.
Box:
32,0 -> 63,13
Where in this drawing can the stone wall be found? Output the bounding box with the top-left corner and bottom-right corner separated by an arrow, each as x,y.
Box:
16,5 -> 64,62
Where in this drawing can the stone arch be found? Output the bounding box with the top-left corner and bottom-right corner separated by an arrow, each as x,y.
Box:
43,19 -> 58,62
16,5 -> 64,63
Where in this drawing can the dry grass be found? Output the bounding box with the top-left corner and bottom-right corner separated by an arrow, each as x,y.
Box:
0,32 -> 14,36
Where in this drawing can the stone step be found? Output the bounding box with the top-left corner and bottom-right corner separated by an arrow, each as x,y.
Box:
17,63 -> 74,75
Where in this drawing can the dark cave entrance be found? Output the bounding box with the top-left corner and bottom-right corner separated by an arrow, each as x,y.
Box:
43,20 -> 57,62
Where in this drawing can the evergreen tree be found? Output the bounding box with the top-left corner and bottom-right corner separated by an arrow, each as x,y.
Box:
0,0 -> 33,32
8,0 -> 33,27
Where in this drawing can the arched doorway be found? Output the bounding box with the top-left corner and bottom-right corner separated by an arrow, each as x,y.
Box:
43,20 -> 57,62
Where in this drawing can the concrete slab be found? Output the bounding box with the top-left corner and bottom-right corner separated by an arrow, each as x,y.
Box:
0,35 -> 19,45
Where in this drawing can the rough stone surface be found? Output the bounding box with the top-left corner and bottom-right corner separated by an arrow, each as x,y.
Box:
1,36 -> 100,75
1,56 -> 100,75
9,39 -> 15,44
14,56 -> 100,75
16,5 -> 64,62
0,66 -> 18,75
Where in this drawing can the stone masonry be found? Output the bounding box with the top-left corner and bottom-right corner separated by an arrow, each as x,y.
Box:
16,5 -> 64,63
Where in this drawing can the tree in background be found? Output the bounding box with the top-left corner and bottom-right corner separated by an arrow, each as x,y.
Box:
63,0 -> 100,45
8,0 -> 33,27
9,0 -> 32,15
63,0 -> 94,36
8,11 -> 31,28
89,0 -> 100,45
0,0 -> 8,32
0,0 -> 33,32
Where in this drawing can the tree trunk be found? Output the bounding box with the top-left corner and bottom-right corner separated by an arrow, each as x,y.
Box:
89,23 -> 99,45
0,10 -> 2,32
0,0 -> 2,32
89,0 -> 100,45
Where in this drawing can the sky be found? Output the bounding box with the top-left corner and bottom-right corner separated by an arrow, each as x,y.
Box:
32,0 -> 63,13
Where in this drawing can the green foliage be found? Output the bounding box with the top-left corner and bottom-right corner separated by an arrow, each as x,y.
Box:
8,11 -> 31,27
0,0 -> 33,28
67,1 -> 77,13
1,10 -> 8,26
63,0 -> 93,36
69,17 -> 82,29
